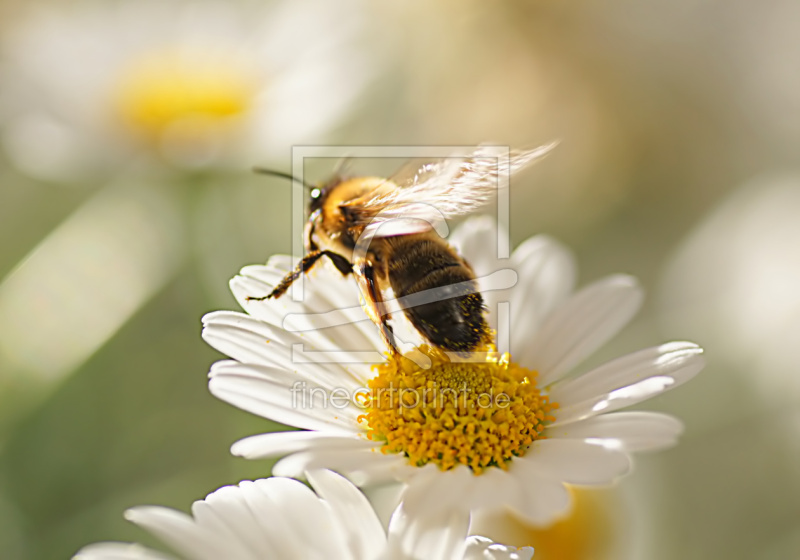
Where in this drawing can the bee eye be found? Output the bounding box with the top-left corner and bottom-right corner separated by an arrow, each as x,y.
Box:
310,188 -> 322,199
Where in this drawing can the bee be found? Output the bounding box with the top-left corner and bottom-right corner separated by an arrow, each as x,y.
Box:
248,144 -> 555,354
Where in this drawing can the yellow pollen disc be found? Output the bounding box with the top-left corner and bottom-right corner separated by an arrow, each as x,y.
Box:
362,345 -> 558,474
114,49 -> 256,137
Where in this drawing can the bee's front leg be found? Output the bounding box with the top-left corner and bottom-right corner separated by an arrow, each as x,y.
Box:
247,250 -> 350,301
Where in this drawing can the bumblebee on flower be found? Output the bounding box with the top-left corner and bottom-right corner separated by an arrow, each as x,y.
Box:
202,146 -> 703,526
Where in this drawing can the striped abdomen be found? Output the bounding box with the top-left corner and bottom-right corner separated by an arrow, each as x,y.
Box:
387,237 -> 488,354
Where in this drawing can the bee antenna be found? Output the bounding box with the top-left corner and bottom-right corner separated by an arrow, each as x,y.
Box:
252,167 -> 312,189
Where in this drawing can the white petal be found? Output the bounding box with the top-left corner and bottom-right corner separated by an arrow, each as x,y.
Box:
385,503 -> 469,560
248,477 -> 346,559
202,310 -> 374,386
233,479 -> 317,559
449,217 -> 514,339
235,261 -> 359,313
449,221 -> 577,353
73,543 -> 175,560
190,485 -> 275,559
125,506 -> 250,560
271,447 -> 403,486
207,362 -> 361,432
91,476 -> 363,560
230,262 -> 384,357
507,235 -> 577,356
520,274 -> 644,386
306,469 -> 387,560
463,467 -> 527,514
549,341 -> 703,406
400,464 -> 538,523
479,270 -> 518,339
230,431 -> 374,459
264,254 -> 295,272
549,343 -> 704,426
463,536 -> 534,560
400,464 -> 473,520
449,215 -> 507,278
521,438 -> 631,486
544,411 -> 684,452
504,459 -> 572,525
229,274 -> 371,360
325,452 -> 417,486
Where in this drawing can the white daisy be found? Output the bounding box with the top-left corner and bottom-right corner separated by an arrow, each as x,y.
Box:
72,469 -> 533,560
0,0 -> 373,180
202,216 -> 705,526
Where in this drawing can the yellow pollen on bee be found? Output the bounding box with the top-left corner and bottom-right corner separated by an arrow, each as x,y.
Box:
362,345 -> 557,474
114,49 -> 256,137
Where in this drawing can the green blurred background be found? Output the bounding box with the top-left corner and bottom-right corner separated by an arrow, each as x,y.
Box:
1,0 -> 799,558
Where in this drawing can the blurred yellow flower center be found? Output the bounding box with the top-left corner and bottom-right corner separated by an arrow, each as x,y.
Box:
362,345 -> 557,474
114,49 -> 256,136
472,487 -> 622,560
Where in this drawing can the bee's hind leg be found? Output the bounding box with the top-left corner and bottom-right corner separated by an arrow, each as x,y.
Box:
246,250 -> 352,301
354,260 -> 397,354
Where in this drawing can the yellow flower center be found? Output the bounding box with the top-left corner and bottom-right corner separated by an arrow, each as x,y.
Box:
114,49 -> 256,138
362,345 -> 557,474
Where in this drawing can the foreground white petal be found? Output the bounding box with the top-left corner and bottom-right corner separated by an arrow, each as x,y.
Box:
124,505 -> 251,560
73,471 -> 529,560
306,469 -> 386,559
464,536 -> 534,560
385,504 -> 470,560
74,543 -> 174,560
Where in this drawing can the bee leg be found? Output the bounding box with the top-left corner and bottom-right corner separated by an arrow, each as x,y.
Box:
324,251 -> 354,277
246,250 -> 353,301
354,260 -> 397,354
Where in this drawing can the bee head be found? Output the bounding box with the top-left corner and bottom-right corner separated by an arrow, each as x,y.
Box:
308,175 -> 349,213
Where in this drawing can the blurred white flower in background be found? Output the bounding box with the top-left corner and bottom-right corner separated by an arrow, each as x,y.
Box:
0,0 -> 377,445
658,174 -> 800,407
0,0 -> 374,181
73,470 -> 534,560
647,173 -> 800,560
470,487 -> 628,560
0,180 -> 184,384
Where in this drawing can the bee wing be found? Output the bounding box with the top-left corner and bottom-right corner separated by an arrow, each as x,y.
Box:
343,143 -> 557,238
